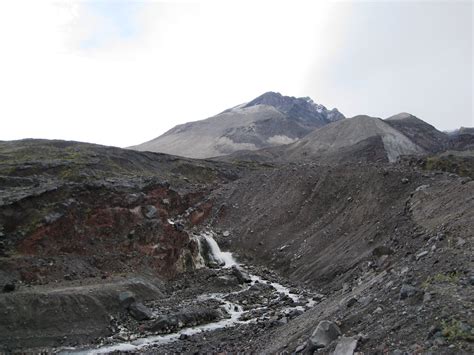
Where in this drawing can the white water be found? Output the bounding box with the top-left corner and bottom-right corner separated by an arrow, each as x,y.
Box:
250,274 -> 300,303
199,233 -> 302,304
199,231 -> 238,268
192,237 -> 206,269
63,294 -> 247,355
63,233 -> 311,354
68,302 -> 246,355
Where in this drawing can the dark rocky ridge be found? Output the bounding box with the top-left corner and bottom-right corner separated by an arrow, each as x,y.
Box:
242,91 -> 344,125
447,127 -> 474,151
385,113 -> 449,153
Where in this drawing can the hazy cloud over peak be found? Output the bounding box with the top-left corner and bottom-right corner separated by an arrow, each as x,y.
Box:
0,0 -> 471,147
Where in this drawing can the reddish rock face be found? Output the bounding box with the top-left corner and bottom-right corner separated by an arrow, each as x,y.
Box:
5,181 -> 213,284
190,201 -> 213,225
0,139 -> 243,286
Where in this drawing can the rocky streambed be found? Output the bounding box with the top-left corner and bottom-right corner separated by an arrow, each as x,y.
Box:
58,232 -> 318,354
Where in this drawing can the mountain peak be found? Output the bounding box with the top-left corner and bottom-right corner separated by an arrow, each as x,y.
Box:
242,92 -> 344,123
244,91 -> 284,107
131,92 -> 345,159
386,112 -> 417,121
244,91 -> 321,111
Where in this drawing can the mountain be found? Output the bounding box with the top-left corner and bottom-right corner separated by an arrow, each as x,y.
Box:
448,127 -> 474,136
285,115 -> 426,162
385,113 -> 449,152
447,126 -> 474,151
129,92 -> 344,158
226,115 -> 426,163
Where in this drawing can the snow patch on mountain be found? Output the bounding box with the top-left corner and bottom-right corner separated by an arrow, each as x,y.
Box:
267,135 -> 298,145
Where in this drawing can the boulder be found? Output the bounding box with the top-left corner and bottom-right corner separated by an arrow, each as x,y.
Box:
0,241 -> 7,257
148,315 -> 178,333
334,336 -> 358,355
415,250 -> 429,260
295,342 -> 307,353
232,266 -> 252,284
118,291 -> 136,308
174,222 -> 185,232
346,297 -> 358,308
308,320 -> 341,350
213,275 -> 240,288
43,212 -> 63,224
372,246 -> 393,257
148,307 -> 224,333
143,205 -> 158,219
128,302 -> 153,321
399,284 -> 418,300
415,184 -> 430,191
249,282 -> 273,292
3,283 -> 15,293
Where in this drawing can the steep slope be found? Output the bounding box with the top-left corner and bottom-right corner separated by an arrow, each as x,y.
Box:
130,92 -> 344,158
385,113 -> 449,152
211,161 -> 474,354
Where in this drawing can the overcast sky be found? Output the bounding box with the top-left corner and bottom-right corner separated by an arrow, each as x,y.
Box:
1,0 -> 472,147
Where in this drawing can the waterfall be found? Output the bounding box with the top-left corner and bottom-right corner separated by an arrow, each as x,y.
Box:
198,232 -> 238,269
192,237 -> 206,269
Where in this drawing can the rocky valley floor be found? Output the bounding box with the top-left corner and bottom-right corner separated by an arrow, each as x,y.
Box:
0,139 -> 473,354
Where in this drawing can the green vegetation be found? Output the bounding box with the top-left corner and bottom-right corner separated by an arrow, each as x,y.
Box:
422,271 -> 462,289
441,319 -> 474,342
0,139 -> 240,185
424,154 -> 474,178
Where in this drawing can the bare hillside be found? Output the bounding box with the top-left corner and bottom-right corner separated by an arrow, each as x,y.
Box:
386,113 -> 449,152
129,92 -> 344,158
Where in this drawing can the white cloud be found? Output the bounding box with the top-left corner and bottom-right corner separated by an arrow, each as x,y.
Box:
0,1 -> 471,147
62,1 -> 145,51
1,0 -> 339,147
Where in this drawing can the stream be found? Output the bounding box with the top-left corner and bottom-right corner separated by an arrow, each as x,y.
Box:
63,232 -> 314,354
